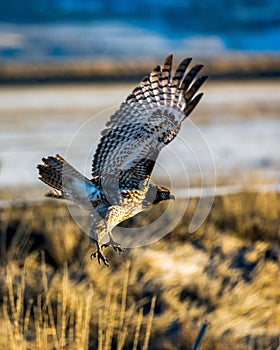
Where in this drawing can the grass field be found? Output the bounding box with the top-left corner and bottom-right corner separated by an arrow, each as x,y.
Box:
0,189 -> 279,349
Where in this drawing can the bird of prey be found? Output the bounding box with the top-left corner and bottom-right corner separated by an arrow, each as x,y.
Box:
37,54 -> 207,266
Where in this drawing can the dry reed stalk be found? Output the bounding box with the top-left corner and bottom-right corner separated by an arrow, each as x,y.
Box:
23,298 -> 33,336
2,295 -> 13,347
98,308 -> 104,350
34,295 -> 43,349
59,264 -> 68,349
68,301 -> 75,345
101,280 -> 113,349
117,260 -> 131,350
105,290 -> 119,350
117,304 -> 135,349
132,308 -> 143,350
80,290 -> 93,349
40,252 -> 59,348
74,294 -> 84,346
143,295 -> 156,350
8,208 -> 34,260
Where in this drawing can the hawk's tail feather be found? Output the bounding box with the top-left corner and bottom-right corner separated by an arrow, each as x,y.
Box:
37,154 -> 85,198
126,53 -> 207,118
37,155 -> 64,192
38,154 -> 102,203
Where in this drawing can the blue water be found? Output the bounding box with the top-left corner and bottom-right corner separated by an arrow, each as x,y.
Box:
0,0 -> 279,62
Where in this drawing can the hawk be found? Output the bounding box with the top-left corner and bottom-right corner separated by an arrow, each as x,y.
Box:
37,54 -> 207,266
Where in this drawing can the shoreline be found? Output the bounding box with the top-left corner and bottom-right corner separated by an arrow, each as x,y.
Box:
1,54 -> 280,85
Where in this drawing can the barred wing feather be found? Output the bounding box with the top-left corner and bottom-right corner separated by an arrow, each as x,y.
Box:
91,54 -> 207,192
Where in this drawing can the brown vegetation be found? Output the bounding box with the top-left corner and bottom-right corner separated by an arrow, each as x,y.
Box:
1,55 -> 280,84
0,191 -> 279,349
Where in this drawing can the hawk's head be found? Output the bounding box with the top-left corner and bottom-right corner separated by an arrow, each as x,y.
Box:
144,184 -> 175,207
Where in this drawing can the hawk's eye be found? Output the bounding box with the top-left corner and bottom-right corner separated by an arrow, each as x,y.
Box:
161,191 -> 168,199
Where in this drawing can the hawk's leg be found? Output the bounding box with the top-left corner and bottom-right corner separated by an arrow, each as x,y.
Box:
100,206 -> 125,253
101,232 -> 124,253
90,239 -> 109,266
89,225 -> 109,266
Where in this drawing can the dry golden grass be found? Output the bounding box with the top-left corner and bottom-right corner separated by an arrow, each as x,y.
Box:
0,190 -> 280,349
0,253 -> 157,350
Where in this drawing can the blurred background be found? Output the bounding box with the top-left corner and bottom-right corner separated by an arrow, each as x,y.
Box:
0,0 -> 279,194
0,0 -> 280,62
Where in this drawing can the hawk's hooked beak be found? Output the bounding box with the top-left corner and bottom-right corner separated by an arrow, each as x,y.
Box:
169,194 -> 175,201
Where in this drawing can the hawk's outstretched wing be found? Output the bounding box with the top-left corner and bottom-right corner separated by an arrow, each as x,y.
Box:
91,54 -> 207,194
